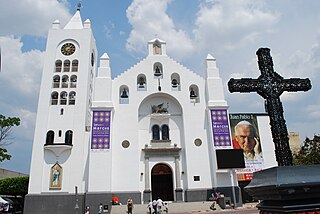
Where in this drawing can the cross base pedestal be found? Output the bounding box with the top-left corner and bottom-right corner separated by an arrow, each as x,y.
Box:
245,165 -> 320,213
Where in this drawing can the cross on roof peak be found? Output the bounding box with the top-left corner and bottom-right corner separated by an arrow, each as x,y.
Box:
76,1 -> 82,11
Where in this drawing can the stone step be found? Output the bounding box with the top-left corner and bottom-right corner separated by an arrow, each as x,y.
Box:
110,201 -> 218,214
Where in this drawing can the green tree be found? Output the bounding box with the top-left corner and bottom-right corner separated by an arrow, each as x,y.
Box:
0,114 -> 21,161
0,176 -> 29,197
293,135 -> 320,165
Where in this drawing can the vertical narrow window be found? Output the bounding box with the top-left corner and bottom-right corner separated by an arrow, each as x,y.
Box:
55,60 -> 62,72
65,130 -> 73,145
46,131 -> 54,145
61,75 -> 69,88
58,130 -> 62,137
51,92 -> 59,105
70,75 -> 77,88
72,60 -> 78,72
60,91 -> 67,105
69,91 -> 76,105
63,60 -> 70,72
161,125 -> 169,140
152,125 -> 160,140
53,75 -> 60,88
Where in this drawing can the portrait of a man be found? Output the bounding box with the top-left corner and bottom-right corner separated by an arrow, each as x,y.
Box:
232,120 -> 263,161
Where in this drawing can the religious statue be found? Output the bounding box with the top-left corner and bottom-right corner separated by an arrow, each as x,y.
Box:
151,103 -> 168,114
50,163 -> 62,189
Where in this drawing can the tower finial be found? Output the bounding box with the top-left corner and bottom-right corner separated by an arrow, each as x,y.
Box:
77,1 -> 82,11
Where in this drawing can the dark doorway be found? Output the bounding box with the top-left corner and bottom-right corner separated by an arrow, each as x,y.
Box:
151,163 -> 174,201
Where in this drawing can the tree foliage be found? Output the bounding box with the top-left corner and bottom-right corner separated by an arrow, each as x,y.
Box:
0,114 -> 21,161
293,135 -> 320,165
0,176 -> 29,197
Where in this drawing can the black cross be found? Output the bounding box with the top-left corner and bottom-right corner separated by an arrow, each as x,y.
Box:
228,48 -> 312,166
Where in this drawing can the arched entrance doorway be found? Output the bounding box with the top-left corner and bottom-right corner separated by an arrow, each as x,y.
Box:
151,163 -> 174,201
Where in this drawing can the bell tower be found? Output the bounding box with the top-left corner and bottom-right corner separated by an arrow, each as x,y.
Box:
27,7 -> 97,198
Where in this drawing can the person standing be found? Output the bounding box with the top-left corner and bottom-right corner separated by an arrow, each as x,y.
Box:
127,198 -> 134,214
147,200 -> 152,214
210,191 -> 220,210
152,199 -> 158,214
157,198 -> 163,213
111,195 -> 120,205
98,203 -> 103,214
84,206 -> 90,214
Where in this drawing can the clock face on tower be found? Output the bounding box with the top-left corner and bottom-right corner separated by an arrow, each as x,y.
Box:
61,43 -> 76,56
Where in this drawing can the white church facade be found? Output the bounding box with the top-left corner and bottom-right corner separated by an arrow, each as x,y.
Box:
24,9 -> 277,214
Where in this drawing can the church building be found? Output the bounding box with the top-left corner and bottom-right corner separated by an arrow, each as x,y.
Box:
24,8 -> 277,214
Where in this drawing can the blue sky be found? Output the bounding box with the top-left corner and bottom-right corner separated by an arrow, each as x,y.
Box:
1,0 -> 320,174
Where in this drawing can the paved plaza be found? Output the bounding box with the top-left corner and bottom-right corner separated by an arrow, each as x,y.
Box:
110,201 -> 259,214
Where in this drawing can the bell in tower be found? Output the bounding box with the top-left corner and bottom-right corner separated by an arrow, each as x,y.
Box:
154,66 -> 162,77
190,88 -> 197,98
121,88 -> 128,98
138,77 -> 145,88
172,79 -> 178,88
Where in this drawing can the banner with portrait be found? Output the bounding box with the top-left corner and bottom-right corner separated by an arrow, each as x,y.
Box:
229,114 -> 264,181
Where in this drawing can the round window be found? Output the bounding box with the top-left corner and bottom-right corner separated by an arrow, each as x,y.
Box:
122,140 -> 130,148
194,138 -> 202,147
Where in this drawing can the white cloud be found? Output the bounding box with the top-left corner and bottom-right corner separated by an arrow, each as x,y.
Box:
18,109 -> 37,131
0,36 -> 44,96
0,36 -> 43,173
306,104 -> 320,119
0,0 -> 71,37
126,0 -> 194,60
194,0 -> 279,52
0,36 -> 43,144
103,21 -> 115,39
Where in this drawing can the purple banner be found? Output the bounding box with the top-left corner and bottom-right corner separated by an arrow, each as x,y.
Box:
211,109 -> 231,147
91,110 -> 111,149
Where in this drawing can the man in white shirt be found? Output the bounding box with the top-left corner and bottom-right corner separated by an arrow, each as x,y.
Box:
157,198 -> 163,213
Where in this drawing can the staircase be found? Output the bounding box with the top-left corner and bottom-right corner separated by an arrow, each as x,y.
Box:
110,201 -> 216,214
